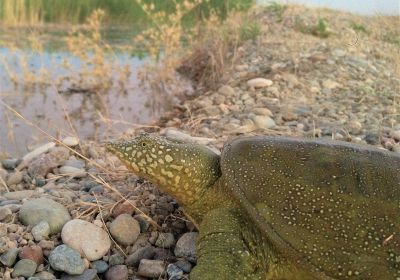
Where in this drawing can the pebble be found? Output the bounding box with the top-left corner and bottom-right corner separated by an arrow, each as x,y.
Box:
64,158 -> 86,169
59,166 -> 86,178
174,232 -> 198,262
0,248 -> 19,267
109,214 -> 140,245
218,85 -> 235,96
252,115 -> 276,129
91,260 -> 109,273
12,259 -> 37,278
112,201 -> 135,217
167,263 -> 183,280
33,271 -> 57,279
31,220 -> 50,241
0,167 -> 7,180
28,155 -> 58,178
19,198 -> 71,234
61,219 -> 111,261
0,207 -> 12,221
62,137 -> 80,147
125,246 -> 155,267
2,159 -> 19,170
104,265 -> 128,280
155,232 -> 175,248
390,130 -> 400,141
134,215 -> 151,233
246,78 -> 273,89
322,79 -> 341,89
60,269 -> 99,280
108,253 -> 124,266
137,259 -> 165,278
253,107 -> 273,116
49,245 -> 85,275
6,171 -> 23,186
174,259 -> 192,273
19,245 -> 44,265
19,142 -> 56,168
4,190 -> 38,200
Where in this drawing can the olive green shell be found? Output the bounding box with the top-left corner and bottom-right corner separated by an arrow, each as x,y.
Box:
221,136 -> 400,279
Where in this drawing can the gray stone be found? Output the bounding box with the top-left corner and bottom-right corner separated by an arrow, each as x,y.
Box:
218,85 -> 235,96
2,159 -> 19,170
12,259 -> 37,278
59,166 -> 86,178
33,271 -> 57,279
174,259 -> 192,273
104,265 -> 128,280
32,220 -> 50,241
6,171 -> 23,186
60,269 -> 99,280
174,232 -> 198,262
109,253 -> 124,266
167,263 -> 183,280
0,248 -> 19,266
91,260 -> 109,274
28,277 -> 41,280
125,246 -> 155,267
49,245 -> 85,275
109,214 -> 140,246
155,232 -> 175,248
137,259 -> 165,278
22,142 -> 56,163
252,115 -> 276,129
61,219 -> 111,261
0,207 -> 12,221
64,159 -> 86,169
28,155 -> 58,178
4,190 -> 38,200
19,198 -> 71,234
62,137 -> 80,147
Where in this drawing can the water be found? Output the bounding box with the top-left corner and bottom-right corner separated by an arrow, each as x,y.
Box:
259,0 -> 400,15
0,29 -> 181,157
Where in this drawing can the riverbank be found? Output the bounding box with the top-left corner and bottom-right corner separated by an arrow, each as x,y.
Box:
0,4 -> 399,279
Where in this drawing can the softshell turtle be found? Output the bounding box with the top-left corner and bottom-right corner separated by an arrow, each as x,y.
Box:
107,134 -> 400,280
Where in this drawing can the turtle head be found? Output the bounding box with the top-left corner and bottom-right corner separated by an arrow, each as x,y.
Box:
106,133 -> 221,205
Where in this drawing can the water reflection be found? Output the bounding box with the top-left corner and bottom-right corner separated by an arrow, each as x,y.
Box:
0,40 -> 175,157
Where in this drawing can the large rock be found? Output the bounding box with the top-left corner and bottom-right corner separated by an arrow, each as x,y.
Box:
137,259 -> 165,278
174,232 -> 198,262
19,198 -> 71,234
11,259 -> 37,278
61,219 -> 111,261
109,214 -> 140,246
49,245 -> 85,275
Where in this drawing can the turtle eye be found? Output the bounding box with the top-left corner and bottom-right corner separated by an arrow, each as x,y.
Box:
141,142 -> 147,147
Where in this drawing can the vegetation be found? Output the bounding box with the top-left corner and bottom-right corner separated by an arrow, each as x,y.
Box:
0,0 -> 253,27
295,17 -> 332,38
264,1 -> 287,21
350,21 -> 370,34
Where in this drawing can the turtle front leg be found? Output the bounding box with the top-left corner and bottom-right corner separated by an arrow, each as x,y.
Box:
190,207 -> 266,280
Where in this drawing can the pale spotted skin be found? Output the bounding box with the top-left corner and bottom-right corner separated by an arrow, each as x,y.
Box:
107,134 -> 400,280
106,133 -> 221,206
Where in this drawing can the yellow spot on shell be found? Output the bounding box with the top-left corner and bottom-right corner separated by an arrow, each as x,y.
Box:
158,159 -> 164,164
170,164 -> 183,171
165,155 -> 173,163
175,176 -> 181,184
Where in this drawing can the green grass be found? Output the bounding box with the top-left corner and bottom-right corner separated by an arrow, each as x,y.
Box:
295,17 -> 332,38
350,21 -> 370,34
0,0 -> 254,26
240,20 -> 261,41
264,1 -> 287,21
